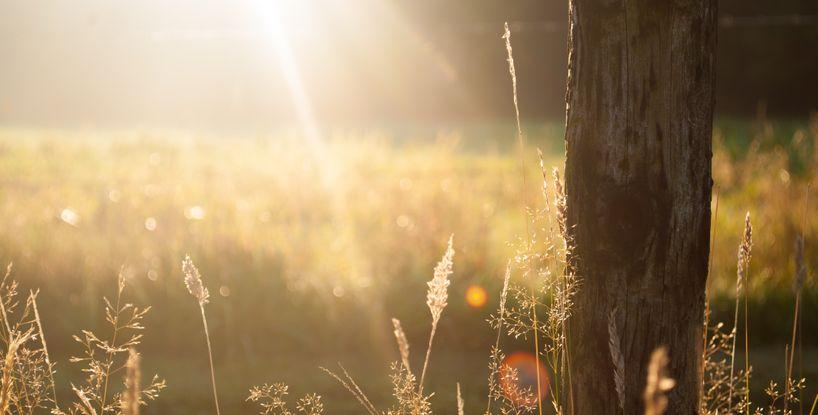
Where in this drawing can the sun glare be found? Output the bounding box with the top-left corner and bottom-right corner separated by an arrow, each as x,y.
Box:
251,1 -> 332,181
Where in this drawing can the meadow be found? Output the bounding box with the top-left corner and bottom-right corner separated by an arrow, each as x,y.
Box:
0,115 -> 815,414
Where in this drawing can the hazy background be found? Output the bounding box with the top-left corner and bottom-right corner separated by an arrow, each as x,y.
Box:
1,0 -> 817,133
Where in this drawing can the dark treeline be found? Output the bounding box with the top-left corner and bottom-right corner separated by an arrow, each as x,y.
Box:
398,0 -> 818,120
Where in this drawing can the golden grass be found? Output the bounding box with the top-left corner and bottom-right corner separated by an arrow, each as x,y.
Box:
0,116 -> 813,415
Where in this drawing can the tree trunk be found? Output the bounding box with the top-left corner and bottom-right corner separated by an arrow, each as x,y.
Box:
564,1 -> 717,414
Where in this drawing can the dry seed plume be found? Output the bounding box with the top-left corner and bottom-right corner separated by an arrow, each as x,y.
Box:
643,347 -> 675,415
736,212 -> 753,294
183,255 -> 210,306
392,318 -> 411,372
426,235 -> 454,324
552,168 -> 567,239
420,235 -> 455,391
502,22 -> 522,146
537,148 -> 549,201
122,349 -> 141,415
499,262 -> 511,320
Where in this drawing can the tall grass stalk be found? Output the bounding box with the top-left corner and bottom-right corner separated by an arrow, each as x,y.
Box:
701,191 -> 719,412
785,183 -> 810,413
729,213 -> 752,412
419,235 -> 454,392
182,256 -> 221,415
503,21 -> 544,415
0,330 -> 32,413
29,289 -> 59,410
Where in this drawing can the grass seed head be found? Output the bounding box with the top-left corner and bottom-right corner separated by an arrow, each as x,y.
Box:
182,255 -> 210,306
427,235 -> 454,324
736,212 -> 753,294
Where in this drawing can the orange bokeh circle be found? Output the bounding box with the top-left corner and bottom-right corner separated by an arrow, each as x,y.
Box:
465,284 -> 488,308
499,351 -> 550,407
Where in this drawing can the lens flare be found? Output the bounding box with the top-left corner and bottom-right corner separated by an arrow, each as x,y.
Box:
465,284 -> 488,308
500,352 -> 549,407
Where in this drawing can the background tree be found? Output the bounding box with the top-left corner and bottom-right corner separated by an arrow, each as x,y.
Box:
564,1 -> 718,413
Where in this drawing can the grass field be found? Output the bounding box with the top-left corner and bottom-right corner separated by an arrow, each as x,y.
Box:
0,116 -> 816,413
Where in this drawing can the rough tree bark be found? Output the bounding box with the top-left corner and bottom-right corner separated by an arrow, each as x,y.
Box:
564,0 -> 717,414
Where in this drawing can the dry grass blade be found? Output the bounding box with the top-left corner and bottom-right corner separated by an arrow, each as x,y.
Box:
122,349 -> 141,415
644,347 -> 675,415
337,364 -> 378,415
608,308 -> 625,410
320,365 -> 378,415
392,318 -> 411,373
793,234 -> 807,294
29,289 -> 60,410
457,383 -> 464,415
0,330 -> 32,412
72,385 -> 98,415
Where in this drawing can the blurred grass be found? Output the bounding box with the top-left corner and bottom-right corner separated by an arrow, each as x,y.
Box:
0,116 -> 816,413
